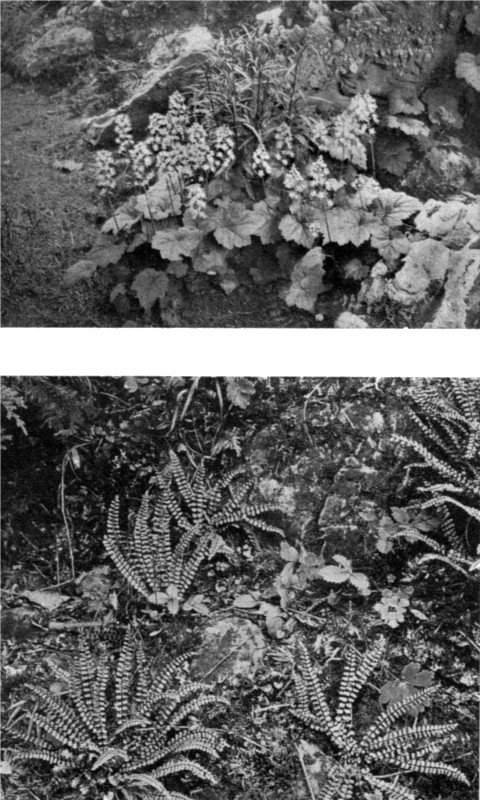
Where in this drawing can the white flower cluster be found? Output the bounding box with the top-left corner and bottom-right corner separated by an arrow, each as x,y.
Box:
211,125 -> 235,174
99,92 -> 238,220
274,123 -> 294,166
186,183 -> 207,221
348,91 -> 378,136
130,141 -> 155,188
94,149 -> 117,193
146,113 -> 169,152
284,164 -> 308,204
252,142 -> 272,178
114,114 -> 134,156
285,157 -> 342,210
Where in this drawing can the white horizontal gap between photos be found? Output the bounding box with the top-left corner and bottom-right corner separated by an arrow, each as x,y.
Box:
0,330 -> 478,378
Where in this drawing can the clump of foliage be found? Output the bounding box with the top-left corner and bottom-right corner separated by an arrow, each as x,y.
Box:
291,636 -> 469,800
391,378 -> 480,575
105,451 -> 282,613
8,626 -> 222,800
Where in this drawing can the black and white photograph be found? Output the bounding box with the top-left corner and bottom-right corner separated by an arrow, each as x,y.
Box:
0,377 -> 478,798
2,0 -> 479,328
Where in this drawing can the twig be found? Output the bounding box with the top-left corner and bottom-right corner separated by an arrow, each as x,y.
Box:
59,452 -> 76,580
296,743 -> 316,800
48,620 -> 109,631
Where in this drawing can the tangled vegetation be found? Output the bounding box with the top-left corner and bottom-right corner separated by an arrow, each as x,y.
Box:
1,377 -> 478,799
2,0 -> 479,326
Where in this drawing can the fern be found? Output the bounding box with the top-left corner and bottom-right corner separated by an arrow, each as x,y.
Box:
393,379 -> 480,573
9,627 -> 222,799
105,451 -> 282,613
291,637 -> 468,800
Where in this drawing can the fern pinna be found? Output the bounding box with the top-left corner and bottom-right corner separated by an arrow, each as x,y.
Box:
9,627 -> 222,800
291,636 -> 468,800
105,451 -> 282,613
393,378 -> 480,574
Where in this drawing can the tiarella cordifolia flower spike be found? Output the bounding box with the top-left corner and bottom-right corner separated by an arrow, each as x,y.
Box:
211,125 -> 235,174
147,113 -> 169,152
186,183 -> 207,221
130,142 -> 155,188
284,164 -> 308,204
310,118 -> 330,150
186,123 -> 215,176
252,143 -> 271,178
94,150 -> 117,194
274,123 -> 294,166
349,91 -> 379,134
306,156 -> 331,199
114,114 -> 134,156
167,91 -> 189,135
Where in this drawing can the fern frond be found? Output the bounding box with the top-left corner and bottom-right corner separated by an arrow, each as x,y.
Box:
363,771 -> 416,800
28,685 -> 91,750
398,757 -> 469,785
120,772 -> 171,797
360,687 -> 437,748
295,638 -> 335,737
114,626 -> 135,726
10,748 -> 75,768
152,758 -> 217,784
91,748 -> 130,771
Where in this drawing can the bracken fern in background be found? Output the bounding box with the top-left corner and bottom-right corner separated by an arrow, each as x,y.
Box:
8,627 -> 221,800
291,636 -> 468,800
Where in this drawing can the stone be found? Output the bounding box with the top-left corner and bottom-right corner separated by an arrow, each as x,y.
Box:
16,21 -> 93,78
424,248 -> 480,328
334,311 -> 369,328
386,239 -> 451,307
191,617 -> 266,685
85,26 -> 214,146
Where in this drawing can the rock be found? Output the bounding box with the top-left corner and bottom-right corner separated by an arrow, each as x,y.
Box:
334,311 -> 369,328
85,26 -> 214,146
16,20 -> 93,78
386,239 -> 451,307
424,248 -> 480,328
256,6 -> 283,34
191,617 -> 266,685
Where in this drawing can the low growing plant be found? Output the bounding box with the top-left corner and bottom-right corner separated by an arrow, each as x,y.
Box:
291,636 -> 469,800
8,627 -> 222,800
105,451 -> 282,613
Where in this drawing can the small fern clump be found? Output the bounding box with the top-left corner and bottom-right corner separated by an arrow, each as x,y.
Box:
105,451 -> 282,613
291,636 -> 468,800
393,378 -> 480,574
9,627 -> 222,800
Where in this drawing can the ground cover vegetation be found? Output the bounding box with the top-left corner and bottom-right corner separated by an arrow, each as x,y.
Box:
2,1 -> 479,327
1,377 -> 478,799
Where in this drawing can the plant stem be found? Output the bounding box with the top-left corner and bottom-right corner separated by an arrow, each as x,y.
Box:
296,744 -> 317,800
